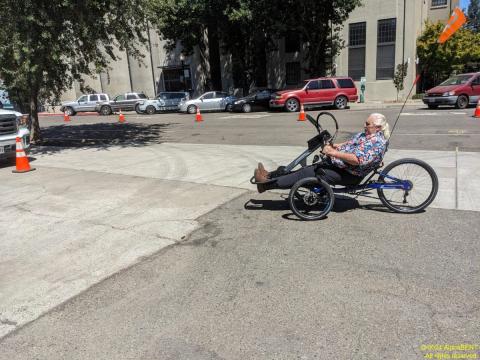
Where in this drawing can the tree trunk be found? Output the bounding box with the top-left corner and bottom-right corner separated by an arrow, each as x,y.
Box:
206,21 -> 222,91
253,33 -> 267,87
29,92 -> 41,143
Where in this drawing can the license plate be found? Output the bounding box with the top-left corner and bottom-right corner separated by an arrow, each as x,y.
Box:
0,146 -> 5,154
428,98 -> 435,103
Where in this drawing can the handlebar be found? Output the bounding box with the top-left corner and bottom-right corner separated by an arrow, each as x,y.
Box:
305,112 -> 339,144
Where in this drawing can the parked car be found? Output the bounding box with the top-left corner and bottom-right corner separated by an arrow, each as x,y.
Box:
60,94 -> 109,116
269,77 -> 358,112
178,91 -> 236,114
422,72 -> 480,109
231,89 -> 278,113
0,109 -> 30,161
137,91 -> 189,114
95,92 -> 148,115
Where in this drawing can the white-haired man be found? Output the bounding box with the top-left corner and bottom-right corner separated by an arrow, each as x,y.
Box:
254,113 -> 390,193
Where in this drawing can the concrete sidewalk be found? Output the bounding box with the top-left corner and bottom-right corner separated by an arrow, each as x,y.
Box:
0,142 -> 478,338
28,142 -> 480,211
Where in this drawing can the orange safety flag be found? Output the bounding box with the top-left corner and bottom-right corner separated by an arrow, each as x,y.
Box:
438,7 -> 466,44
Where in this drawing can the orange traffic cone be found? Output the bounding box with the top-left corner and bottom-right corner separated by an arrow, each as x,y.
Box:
119,109 -> 125,123
474,99 -> 480,118
195,106 -> 203,122
12,137 -> 35,173
63,112 -> 70,122
298,103 -> 306,121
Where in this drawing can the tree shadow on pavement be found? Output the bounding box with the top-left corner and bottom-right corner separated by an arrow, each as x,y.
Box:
29,122 -> 178,156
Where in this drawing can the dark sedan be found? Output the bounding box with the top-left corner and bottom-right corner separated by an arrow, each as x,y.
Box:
231,89 -> 278,113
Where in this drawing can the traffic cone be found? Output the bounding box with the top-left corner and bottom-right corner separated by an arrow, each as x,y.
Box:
12,137 -> 35,173
474,99 -> 480,118
63,112 -> 70,122
298,103 -> 306,121
195,106 -> 203,122
119,109 -> 125,123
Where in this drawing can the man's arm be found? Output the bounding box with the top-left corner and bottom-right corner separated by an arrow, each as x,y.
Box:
322,145 -> 360,165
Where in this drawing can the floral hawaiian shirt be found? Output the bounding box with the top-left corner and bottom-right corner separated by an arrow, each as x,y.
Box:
330,131 -> 387,177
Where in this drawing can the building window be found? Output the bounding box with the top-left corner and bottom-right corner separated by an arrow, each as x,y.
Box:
286,62 -> 301,85
431,0 -> 447,7
348,22 -> 366,81
376,18 -> 396,80
285,32 -> 300,53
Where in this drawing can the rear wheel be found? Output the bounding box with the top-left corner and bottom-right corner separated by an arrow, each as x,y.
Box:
225,103 -> 233,112
285,98 -> 299,112
455,95 -> 468,109
145,105 -> 156,115
100,105 -> 112,116
288,177 -> 335,220
334,95 -> 348,110
135,104 -> 143,114
377,158 -> 438,213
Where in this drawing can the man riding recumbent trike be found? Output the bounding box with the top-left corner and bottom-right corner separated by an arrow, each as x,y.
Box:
250,112 -> 439,221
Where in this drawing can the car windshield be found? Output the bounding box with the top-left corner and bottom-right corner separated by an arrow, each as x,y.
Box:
302,80 -> 310,88
439,75 -> 472,86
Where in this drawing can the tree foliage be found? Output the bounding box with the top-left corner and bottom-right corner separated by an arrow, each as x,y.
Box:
149,0 -> 362,93
416,21 -> 480,90
393,62 -> 408,101
0,0 -> 150,142
467,0 -> 480,32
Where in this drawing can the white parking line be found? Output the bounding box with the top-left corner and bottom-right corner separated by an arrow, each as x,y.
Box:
220,114 -> 271,119
450,112 -> 467,115
401,112 -> 438,116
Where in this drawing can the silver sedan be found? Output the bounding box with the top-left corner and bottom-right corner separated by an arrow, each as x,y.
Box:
178,91 -> 236,113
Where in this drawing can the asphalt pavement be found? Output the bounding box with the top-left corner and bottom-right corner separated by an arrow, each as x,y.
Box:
1,105 -> 479,359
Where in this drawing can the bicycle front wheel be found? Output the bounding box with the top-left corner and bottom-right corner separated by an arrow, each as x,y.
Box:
377,158 -> 438,213
288,177 -> 334,220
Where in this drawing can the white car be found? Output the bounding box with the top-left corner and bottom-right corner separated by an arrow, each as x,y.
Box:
178,91 -> 236,113
137,92 -> 189,114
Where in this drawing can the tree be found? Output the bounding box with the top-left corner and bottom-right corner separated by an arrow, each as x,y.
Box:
393,62 -> 408,101
0,0 -> 150,142
416,21 -> 480,91
467,0 -> 480,32
148,0 -> 227,92
273,0 -> 362,77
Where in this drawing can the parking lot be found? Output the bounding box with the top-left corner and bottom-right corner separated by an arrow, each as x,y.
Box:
1,106 -> 479,359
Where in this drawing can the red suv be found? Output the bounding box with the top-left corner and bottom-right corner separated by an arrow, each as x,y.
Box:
269,77 -> 358,112
423,72 -> 480,109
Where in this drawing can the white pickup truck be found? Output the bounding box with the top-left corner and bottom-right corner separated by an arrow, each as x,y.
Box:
0,109 -> 30,161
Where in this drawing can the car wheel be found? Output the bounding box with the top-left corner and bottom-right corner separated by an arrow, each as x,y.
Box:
100,105 -> 112,116
146,105 -> 156,115
242,103 -> 252,113
427,104 -> 438,109
285,98 -> 299,112
225,103 -> 233,112
135,104 -> 143,114
187,105 -> 197,114
64,106 -> 75,116
334,96 -> 348,110
455,95 -> 468,109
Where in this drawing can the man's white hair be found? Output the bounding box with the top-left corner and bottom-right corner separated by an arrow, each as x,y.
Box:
369,113 -> 390,139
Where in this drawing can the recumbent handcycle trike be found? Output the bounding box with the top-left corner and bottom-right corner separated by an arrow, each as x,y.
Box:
250,112 -> 439,221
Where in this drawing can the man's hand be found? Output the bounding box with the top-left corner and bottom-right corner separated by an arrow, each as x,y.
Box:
322,144 -> 336,156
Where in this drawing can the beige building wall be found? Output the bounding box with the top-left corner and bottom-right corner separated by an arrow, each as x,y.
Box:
336,0 -> 458,102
